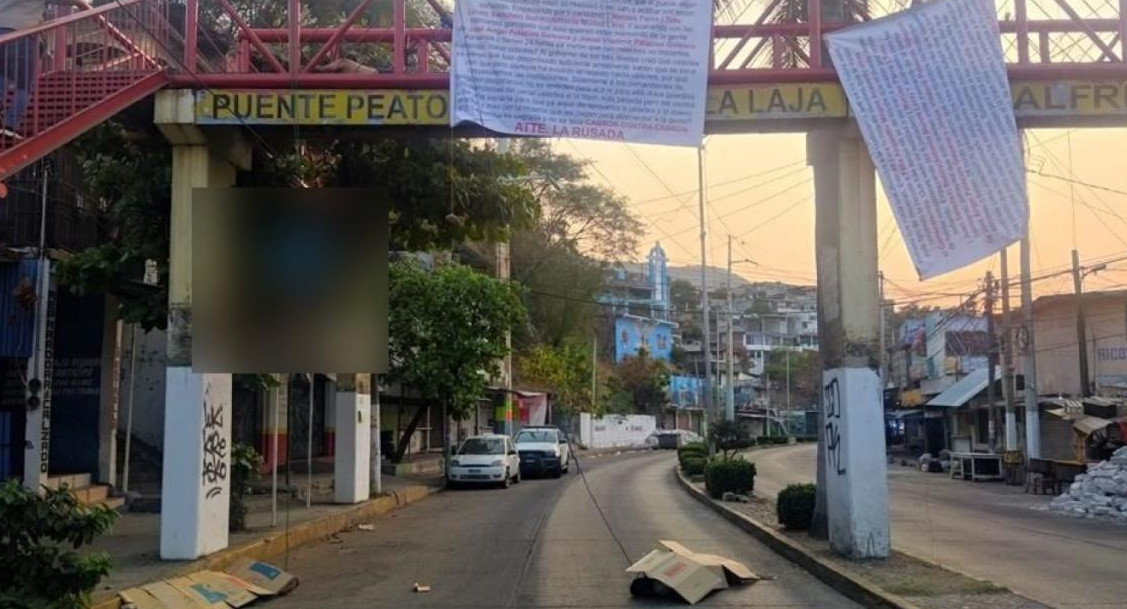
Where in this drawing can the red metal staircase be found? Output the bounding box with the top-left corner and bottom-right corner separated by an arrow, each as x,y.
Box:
0,0 -> 170,182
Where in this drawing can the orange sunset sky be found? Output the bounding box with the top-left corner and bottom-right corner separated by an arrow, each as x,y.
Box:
559,127 -> 1127,311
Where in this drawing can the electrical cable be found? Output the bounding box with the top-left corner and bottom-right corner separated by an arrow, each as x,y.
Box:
631,160 -> 805,206
566,436 -> 634,566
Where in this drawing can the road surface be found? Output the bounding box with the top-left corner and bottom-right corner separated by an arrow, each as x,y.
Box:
269,451 -> 860,608
753,443 -> 1127,609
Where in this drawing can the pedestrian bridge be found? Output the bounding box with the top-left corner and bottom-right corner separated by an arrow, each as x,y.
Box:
1,0 -> 1127,180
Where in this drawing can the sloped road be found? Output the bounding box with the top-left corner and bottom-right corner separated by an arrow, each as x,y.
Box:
268,450 -> 859,608
752,443 -> 1127,609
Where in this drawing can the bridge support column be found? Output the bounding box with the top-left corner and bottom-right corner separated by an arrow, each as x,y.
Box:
155,91 -> 252,560
808,126 -> 890,559
334,374 -> 371,503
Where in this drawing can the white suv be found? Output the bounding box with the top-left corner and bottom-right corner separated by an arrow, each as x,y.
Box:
447,434 -> 521,488
514,427 -> 571,478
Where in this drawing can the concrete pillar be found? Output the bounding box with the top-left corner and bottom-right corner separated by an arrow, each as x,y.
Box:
334,374 -> 371,503
23,258 -> 55,493
808,126 -> 890,559
97,297 -> 123,487
155,90 -> 252,560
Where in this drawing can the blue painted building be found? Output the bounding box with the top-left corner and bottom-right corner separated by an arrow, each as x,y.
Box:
601,243 -> 677,363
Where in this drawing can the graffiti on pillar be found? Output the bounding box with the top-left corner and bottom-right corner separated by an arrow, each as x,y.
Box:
824,376 -> 846,476
201,398 -> 227,499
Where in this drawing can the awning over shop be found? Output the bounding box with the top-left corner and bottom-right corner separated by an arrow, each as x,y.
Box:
926,367 -> 999,408
1073,416 -> 1112,436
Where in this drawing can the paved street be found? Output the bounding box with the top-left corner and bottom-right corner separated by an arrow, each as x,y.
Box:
753,444 -> 1127,609
269,451 -> 860,608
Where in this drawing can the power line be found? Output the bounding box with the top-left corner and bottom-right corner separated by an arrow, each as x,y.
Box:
631,160 -> 805,206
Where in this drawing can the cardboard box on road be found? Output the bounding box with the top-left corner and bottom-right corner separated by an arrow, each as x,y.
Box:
626,540 -> 759,604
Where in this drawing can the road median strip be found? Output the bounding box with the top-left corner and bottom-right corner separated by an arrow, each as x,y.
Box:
674,466 -> 1052,609
92,484 -> 441,609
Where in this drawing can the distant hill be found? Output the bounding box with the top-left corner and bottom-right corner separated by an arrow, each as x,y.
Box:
666,265 -> 752,291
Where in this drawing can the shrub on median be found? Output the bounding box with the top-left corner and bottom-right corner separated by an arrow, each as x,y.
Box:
776,483 -> 817,530
677,442 -> 707,468
682,455 -> 708,476
704,457 -> 756,498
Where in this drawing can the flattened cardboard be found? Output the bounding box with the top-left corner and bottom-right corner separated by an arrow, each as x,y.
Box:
141,581 -> 207,609
627,548 -> 724,604
225,558 -> 298,596
658,540 -> 759,584
119,588 -> 167,609
187,572 -> 258,608
168,576 -> 232,608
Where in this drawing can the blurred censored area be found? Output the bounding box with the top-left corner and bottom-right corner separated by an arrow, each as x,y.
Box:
193,189 -> 388,374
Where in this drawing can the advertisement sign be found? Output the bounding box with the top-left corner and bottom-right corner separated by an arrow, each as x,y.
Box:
826,0 -> 1028,279
669,375 -> 704,409
614,317 -> 674,363
451,0 -> 712,146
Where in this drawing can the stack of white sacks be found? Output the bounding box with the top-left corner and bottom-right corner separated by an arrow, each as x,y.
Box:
1049,446 -> 1127,523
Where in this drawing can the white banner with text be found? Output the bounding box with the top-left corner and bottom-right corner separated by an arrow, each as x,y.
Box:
826,0 -> 1028,279
451,0 -> 712,146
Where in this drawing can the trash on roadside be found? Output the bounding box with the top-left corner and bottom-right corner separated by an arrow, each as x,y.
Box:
118,559 -> 298,609
357,523 -> 376,531
626,540 -> 759,605
721,492 -> 750,503
413,582 -> 431,593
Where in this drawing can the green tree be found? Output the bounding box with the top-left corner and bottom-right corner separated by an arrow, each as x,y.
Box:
386,260 -> 525,462
0,481 -> 117,609
515,341 -> 593,421
764,348 -> 821,408
58,125 -> 537,330
607,350 -> 670,416
670,278 -> 699,312
506,141 -> 643,348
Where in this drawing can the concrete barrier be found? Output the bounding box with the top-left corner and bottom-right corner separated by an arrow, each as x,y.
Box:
673,467 -> 922,609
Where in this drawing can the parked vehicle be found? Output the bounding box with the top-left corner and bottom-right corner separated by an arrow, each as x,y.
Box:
646,429 -> 704,450
447,434 -> 520,488
514,426 -> 571,478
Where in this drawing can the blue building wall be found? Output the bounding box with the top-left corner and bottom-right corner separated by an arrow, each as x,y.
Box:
669,375 -> 703,409
0,259 -> 39,359
614,316 -> 674,363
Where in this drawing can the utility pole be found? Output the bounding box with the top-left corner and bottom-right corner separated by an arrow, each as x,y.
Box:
878,271 -> 886,384
1000,249 -> 1016,450
1021,232 -> 1040,458
1072,249 -> 1091,397
985,270 -> 997,451
785,349 -> 791,411
591,337 -> 597,409
697,147 -> 713,424
726,236 -> 735,421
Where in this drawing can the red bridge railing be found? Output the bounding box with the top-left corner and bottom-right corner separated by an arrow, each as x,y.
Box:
0,0 -> 170,179
1,0 -> 1125,180
165,0 -> 1127,90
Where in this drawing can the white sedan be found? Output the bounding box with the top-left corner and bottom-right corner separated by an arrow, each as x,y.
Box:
447,434 -> 521,488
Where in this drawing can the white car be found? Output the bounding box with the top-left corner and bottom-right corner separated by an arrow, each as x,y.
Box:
514,426 -> 571,478
447,434 -> 521,488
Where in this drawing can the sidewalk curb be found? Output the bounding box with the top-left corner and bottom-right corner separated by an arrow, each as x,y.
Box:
673,467 -> 923,609
91,484 -> 441,609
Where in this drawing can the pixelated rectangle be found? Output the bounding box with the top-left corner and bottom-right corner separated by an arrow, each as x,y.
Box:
193,188 -> 388,374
